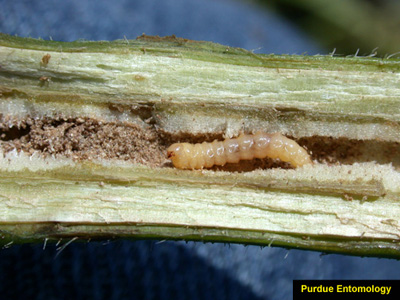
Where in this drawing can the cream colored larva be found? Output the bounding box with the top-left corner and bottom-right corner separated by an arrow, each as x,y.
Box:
167,132 -> 312,169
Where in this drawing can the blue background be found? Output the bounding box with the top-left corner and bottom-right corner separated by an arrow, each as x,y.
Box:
0,0 -> 399,299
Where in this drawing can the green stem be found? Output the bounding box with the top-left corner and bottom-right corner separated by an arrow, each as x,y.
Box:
0,34 -> 400,258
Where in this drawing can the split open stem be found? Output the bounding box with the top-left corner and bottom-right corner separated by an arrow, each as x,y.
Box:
0,34 -> 400,258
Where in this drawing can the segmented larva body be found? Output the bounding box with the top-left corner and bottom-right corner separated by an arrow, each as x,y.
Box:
167,132 -> 312,169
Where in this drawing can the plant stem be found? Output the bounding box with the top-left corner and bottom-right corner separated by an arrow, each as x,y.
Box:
0,34 -> 400,258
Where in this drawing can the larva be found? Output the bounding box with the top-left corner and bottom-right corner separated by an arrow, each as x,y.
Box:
167,132 -> 312,169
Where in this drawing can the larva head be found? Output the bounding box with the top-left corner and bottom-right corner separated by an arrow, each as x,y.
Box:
167,143 -> 191,169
